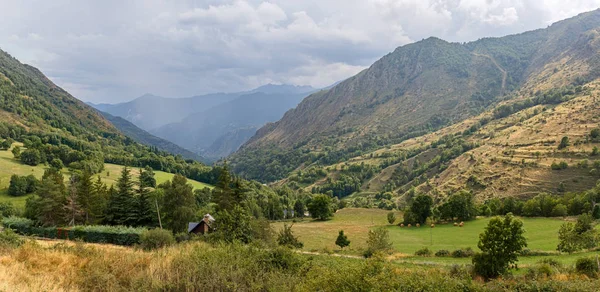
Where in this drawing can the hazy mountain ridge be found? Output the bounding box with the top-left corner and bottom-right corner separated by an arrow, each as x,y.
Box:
230,9 -> 600,183
96,110 -> 205,162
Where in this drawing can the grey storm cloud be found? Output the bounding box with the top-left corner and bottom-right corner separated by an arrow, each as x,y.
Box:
0,0 -> 599,103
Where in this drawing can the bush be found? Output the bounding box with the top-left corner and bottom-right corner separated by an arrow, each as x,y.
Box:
435,249 -> 450,257
364,227 -> 392,257
140,228 -> 175,250
0,229 -> 24,249
20,148 -> 42,166
414,247 -> 432,256
2,217 -> 144,246
0,202 -> 16,217
575,257 -> 599,277
451,247 -> 474,258
276,224 -> 303,249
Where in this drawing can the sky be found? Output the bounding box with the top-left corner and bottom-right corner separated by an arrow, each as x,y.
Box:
1,0 -> 599,103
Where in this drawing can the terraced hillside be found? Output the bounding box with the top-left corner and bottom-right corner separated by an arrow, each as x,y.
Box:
230,9 -> 600,183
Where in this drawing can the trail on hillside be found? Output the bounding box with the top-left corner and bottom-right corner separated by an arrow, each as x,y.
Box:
472,53 -> 507,93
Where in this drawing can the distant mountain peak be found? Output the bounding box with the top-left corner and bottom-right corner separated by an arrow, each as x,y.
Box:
252,83 -> 315,94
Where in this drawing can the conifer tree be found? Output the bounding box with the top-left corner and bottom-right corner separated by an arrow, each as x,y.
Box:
162,174 -> 196,233
335,230 -> 350,249
135,167 -> 155,226
25,168 -> 67,226
105,167 -> 136,225
76,170 -> 94,224
213,163 -> 235,212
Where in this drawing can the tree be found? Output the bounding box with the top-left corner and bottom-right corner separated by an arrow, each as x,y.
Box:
139,166 -> 156,188
293,200 -> 305,218
11,145 -> 20,158
65,175 -> 84,226
410,195 -> 433,224
214,204 -> 253,243
212,163 -> 235,212
335,230 -> 350,249
387,212 -> 396,225
592,147 -> 599,156
277,224 -> 303,248
25,169 -> 67,226
7,175 -> 28,196
591,128 -> 600,139
104,167 -> 136,226
558,213 -> 598,253
472,214 -> 527,280
365,227 -> 392,257
162,174 -> 196,233
0,139 -> 11,150
440,191 -> 477,221
50,158 -> 64,170
307,194 -> 333,220
20,148 -> 41,166
558,136 -> 569,149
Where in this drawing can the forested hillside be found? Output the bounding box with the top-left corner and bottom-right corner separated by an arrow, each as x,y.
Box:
0,48 -> 216,184
230,9 -> 600,184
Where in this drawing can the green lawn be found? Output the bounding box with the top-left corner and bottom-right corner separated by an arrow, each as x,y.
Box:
0,147 -> 213,210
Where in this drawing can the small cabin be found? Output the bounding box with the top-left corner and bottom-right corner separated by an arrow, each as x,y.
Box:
188,214 -> 215,235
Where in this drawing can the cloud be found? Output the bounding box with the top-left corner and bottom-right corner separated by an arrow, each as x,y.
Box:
0,0 -> 598,103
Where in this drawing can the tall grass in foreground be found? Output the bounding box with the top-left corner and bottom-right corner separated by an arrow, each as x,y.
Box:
0,239 -> 599,291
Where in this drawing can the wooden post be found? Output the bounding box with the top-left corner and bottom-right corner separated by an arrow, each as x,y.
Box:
155,198 -> 163,229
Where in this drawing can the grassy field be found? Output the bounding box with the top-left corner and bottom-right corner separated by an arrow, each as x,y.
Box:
272,208 -> 598,266
0,147 -> 213,210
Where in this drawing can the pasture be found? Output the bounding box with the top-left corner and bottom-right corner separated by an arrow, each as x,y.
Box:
272,208 -> 598,266
0,147 -> 213,210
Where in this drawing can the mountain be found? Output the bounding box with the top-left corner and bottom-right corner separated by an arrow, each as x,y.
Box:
96,110 -> 204,162
90,93 -> 242,131
151,90 -> 313,159
230,9 -> 600,184
91,84 -> 316,133
0,48 -> 216,184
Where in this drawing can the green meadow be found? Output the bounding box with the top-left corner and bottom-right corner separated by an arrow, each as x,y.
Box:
0,147 -> 213,210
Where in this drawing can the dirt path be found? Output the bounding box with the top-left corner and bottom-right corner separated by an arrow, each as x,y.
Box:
472,53 -> 507,93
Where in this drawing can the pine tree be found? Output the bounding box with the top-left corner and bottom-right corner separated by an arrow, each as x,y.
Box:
65,175 -> 84,226
104,167 -> 136,225
76,171 -> 94,224
162,174 -> 196,233
135,167 -> 155,227
213,163 -> 235,212
89,175 -> 108,224
25,169 -> 67,226
335,230 -> 350,249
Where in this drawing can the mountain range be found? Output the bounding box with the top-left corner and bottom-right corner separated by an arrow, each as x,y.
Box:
90,84 -> 316,160
228,9 -> 600,203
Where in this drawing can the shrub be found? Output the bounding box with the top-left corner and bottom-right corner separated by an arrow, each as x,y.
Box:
140,228 -> 175,250
364,227 -> 392,257
20,148 -> 42,166
0,229 -> 24,249
435,249 -> 450,257
335,230 -> 350,249
2,217 -> 144,246
0,202 -> 16,217
387,212 -> 396,224
575,257 -> 599,278
414,247 -> 432,256
451,247 -> 474,258
276,224 -> 303,249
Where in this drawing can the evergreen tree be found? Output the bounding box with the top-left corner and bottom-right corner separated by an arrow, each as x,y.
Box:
213,163 -> 235,212
135,167 -> 155,226
162,174 -> 196,233
335,230 -> 350,249
25,169 -> 67,226
76,171 -> 94,224
104,167 -> 136,225
89,175 -> 108,224
294,200 -> 305,218
65,175 -> 84,226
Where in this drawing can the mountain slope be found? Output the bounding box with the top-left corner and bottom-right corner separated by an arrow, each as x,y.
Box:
0,48 -> 217,185
230,9 -> 600,183
97,110 -> 204,162
151,91 -> 312,159
93,93 -> 242,131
